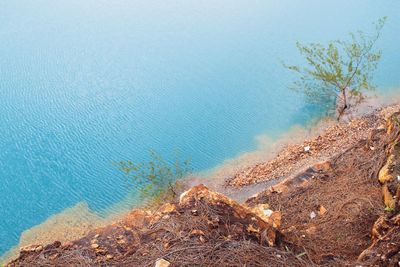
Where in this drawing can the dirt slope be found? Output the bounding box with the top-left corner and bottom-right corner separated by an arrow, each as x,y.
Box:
245,106 -> 400,266
8,185 -> 306,267
7,105 -> 400,267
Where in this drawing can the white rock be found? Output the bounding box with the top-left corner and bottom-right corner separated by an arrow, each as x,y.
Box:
397,175 -> 400,182
304,146 -> 311,152
179,189 -> 189,204
262,209 -> 274,217
310,211 -> 316,219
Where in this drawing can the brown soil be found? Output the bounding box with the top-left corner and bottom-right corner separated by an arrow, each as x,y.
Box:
227,112 -> 384,187
7,105 -> 400,267
244,106 -> 400,266
246,135 -> 386,265
8,186 -> 307,267
359,213 -> 400,266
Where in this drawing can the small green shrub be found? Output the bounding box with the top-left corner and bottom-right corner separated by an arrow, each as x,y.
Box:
284,17 -> 386,120
116,150 -> 192,205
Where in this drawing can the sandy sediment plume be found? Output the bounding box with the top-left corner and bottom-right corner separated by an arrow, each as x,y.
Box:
0,202 -> 111,265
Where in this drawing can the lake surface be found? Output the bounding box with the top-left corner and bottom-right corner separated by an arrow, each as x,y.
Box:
1,0 -> 399,255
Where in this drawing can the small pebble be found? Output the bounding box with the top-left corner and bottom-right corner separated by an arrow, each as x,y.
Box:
48,253 -> 59,260
262,209 -> 273,217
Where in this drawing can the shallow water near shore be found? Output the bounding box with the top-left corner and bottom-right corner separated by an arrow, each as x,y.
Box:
1,0 -> 400,257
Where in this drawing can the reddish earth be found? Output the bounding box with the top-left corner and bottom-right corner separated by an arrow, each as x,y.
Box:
7,105 -> 400,267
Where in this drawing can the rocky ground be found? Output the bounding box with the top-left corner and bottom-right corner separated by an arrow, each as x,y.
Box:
227,110 -> 386,187
8,186 -> 304,267
7,105 -> 400,266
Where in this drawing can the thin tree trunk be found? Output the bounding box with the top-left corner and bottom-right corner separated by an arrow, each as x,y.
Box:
337,89 -> 348,121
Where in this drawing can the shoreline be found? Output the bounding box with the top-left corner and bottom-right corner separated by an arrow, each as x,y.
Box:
8,100 -> 400,266
3,91 -> 400,264
190,90 -> 400,199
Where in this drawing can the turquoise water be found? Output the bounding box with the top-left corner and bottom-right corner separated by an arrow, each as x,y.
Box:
1,0 -> 399,255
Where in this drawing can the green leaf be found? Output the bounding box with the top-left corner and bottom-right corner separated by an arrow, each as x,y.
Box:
384,206 -> 394,212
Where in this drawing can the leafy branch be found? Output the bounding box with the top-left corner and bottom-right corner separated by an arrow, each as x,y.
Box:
116,150 -> 192,205
284,17 -> 386,120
